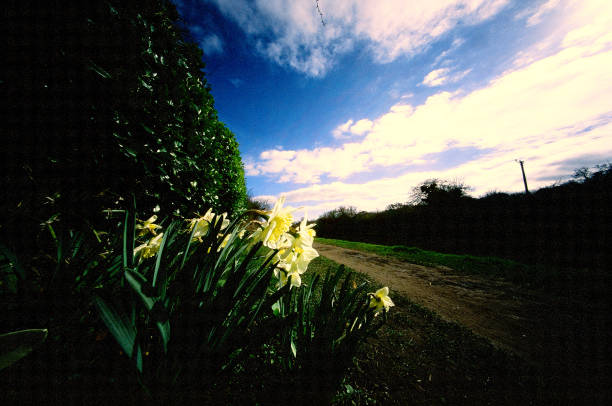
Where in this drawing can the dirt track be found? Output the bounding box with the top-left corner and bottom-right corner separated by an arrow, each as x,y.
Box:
315,242 -> 584,363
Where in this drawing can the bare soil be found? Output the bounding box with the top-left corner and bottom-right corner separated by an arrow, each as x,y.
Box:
316,242 -> 612,405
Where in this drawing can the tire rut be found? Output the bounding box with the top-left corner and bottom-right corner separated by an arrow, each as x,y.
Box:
314,242 -> 575,363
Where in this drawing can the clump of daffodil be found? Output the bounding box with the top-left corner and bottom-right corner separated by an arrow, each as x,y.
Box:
134,233 -> 164,259
187,208 -> 229,243
135,215 -> 162,237
251,196 -> 298,249
273,212 -> 319,289
368,287 -> 395,315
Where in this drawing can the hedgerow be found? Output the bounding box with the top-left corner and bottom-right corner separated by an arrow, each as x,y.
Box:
1,0 -> 246,259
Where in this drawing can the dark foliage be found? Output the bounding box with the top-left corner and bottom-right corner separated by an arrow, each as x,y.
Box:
410,178 -> 472,206
316,166 -> 612,271
1,0 -> 247,262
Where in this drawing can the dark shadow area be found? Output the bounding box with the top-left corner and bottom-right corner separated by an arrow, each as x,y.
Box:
1,0 -> 247,271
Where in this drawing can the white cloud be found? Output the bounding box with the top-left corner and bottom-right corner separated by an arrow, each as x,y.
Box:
333,118 -> 374,138
422,67 -> 472,87
349,0 -> 509,63
523,0 -> 562,27
262,119 -> 612,218
243,157 -> 261,176
200,34 -> 224,55
332,118 -> 375,139
249,2 -> 612,214
350,119 -> 374,135
332,119 -> 354,138
422,68 -> 450,86
432,37 -> 466,66
209,0 -> 510,76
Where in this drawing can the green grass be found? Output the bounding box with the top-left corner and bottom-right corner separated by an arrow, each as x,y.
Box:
302,255 -> 375,288
316,237 -> 539,285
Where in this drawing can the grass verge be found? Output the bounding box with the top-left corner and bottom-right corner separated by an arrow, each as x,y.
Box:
316,237 -> 545,286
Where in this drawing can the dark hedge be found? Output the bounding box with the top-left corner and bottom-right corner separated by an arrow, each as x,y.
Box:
316,166 -> 612,272
1,0 -> 247,253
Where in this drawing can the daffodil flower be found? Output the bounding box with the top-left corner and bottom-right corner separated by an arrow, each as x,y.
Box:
134,233 -> 164,259
188,208 -> 229,242
286,270 -> 301,289
274,264 -> 301,289
368,287 -> 394,315
290,246 -> 319,275
217,233 -> 231,251
135,215 -> 162,237
252,196 -> 298,249
292,213 -> 316,254
287,213 -> 319,273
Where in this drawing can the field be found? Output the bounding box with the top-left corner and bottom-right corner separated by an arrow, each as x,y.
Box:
309,240 -> 611,405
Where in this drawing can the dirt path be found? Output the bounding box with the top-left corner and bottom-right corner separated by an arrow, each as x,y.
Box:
315,242 -> 582,362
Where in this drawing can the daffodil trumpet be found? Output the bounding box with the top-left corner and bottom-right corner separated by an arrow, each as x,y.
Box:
368,287 -> 395,315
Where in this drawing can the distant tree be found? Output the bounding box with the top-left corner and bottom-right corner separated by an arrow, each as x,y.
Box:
410,179 -> 472,206
385,202 -> 407,211
246,193 -> 272,212
336,206 -> 358,217
592,162 -> 612,179
483,190 -> 502,197
573,167 -> 592,182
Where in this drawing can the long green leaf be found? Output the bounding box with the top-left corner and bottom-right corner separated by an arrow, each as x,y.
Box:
152,221 -> 176,291
125,270 -> 155,310
123,211 -> 130,270
93,296 -> 140,371
0,329 -> 48,370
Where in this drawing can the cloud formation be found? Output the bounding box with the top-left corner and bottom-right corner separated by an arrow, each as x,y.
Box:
209,0 -> 510,76
516,0 -> 561,27
422,68 -> 472,87
199,34 -> 224,55
251,1 -> 612,216
332,118 -> 374,138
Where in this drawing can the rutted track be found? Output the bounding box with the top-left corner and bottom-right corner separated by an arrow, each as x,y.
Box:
315,242 -> 593,364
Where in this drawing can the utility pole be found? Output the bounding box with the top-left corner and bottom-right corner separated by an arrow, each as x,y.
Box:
516,159 -> 530,194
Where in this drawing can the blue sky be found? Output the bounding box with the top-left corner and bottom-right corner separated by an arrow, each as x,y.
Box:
174,0 -> 612,217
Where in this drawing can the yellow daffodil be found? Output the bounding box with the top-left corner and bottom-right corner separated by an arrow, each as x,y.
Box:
135,215 -> 162,237
298,212 -> 316,238
285,270 -> 301,289
368,287 -> 394,315
292,213 -> 316,254
290,246 -> 319,275
134,233 -> 164,259
217,233 -> 231,251
188,208 -> 229,242
253,196 -> 298,249
274,262 -> 302,289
